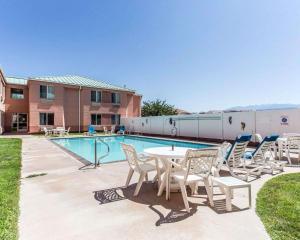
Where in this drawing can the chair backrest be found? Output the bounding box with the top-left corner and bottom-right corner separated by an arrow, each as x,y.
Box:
226,134 -> 252,168
252,135 -> 279,161
287,135 -> 300,149
255,133 -> 263,143
215,142 -> 232,167
182,148 -> 219,181
120,143 -> 141,171
111,125 -> 115,133
103,126 -> 107,132
43,127 -> 48,132
88,125 -> 95,133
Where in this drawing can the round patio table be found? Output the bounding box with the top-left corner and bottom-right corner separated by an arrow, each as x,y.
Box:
144,147 -> 192,200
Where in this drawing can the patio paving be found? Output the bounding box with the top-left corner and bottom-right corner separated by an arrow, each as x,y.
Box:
17,135 -> 299,240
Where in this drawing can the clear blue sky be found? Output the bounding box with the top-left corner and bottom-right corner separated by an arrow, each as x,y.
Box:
0,0 -> 299,111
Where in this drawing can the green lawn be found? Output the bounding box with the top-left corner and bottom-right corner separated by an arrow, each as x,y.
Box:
0,138 -> 22,240
256,173 -> 300,240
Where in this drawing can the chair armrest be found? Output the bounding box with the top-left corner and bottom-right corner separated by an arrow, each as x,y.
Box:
169,161 -> 184,170
138,153 -> 157,162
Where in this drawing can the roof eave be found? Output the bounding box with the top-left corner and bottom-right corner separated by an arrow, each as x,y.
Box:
28,78 -> 136,93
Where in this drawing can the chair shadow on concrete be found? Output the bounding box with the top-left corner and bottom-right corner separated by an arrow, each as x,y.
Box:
93,173 -> 252,225
93,182 -> 200,225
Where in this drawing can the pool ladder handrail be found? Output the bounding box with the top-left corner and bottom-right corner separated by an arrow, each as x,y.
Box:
95,137 -> 110,166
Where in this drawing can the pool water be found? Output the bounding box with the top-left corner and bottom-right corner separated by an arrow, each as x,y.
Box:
52,135 -> 213,164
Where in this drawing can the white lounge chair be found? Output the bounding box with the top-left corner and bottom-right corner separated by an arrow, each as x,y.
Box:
166,148 -> 219,213
226,134 -> 262,182
121,143 -> 161,196
211,142 -> 232,177
103,126 -> 108,135
110,125 -> 115,134
247,134 -> 286,173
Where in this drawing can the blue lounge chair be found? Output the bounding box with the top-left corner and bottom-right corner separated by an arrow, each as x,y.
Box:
87,125 -> 96,136
245,134 -> 286,174
225,134 -> 262,181
117,125 -> 126,135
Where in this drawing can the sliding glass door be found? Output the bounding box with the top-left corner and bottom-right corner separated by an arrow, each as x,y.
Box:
11,113 -> 28,132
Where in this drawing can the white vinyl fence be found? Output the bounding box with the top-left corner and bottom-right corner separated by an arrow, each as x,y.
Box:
121,108 -> 300,141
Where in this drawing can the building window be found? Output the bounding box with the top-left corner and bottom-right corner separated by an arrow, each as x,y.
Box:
111,114 -> 120,125
91,114 -> 101,125
40,85 -> 55,100
91,90 -> 101,103
111,92 -> 120,104
39,113 -> 54,125
11,88 -> 24,99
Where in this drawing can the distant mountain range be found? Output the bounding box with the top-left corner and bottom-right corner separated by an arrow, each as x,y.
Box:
227,104 -> 300,111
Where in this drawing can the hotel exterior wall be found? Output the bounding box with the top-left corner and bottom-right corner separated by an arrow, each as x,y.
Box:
3,84 -> 29,131
27,80 -> 141,133
28,81 -> 64,133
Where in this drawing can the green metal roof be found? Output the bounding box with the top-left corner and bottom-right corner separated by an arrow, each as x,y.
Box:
31,75 -> 135,92
5,77 -> 28,85
5,75 -> 135,92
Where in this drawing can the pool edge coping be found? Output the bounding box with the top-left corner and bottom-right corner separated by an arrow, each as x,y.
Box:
48,134 -> 220,166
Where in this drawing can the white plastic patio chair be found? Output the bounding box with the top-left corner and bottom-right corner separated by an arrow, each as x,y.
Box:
110,125 -> 115,134
286,135 -> 300,165
64,127 -> 71,136
121,143 -> 161,196
168,148 -> 219,213
103,126 -> 108,135
42,127 -> 52,137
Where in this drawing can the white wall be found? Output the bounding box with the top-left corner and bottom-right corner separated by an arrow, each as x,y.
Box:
121,108 -> 300,141
223,111 -> 256,140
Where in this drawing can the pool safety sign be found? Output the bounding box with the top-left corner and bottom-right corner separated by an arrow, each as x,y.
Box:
280,116 -> 289,126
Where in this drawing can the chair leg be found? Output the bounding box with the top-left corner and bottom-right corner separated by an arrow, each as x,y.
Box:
225,187 -> 232,211
145,173 -> 148,181
203,178 -> 214,207
125,168 -> 134,187
134,172 -> 146,196
152,174 -> 158,183
157,173 -> 167,196
179,181 -> 190,213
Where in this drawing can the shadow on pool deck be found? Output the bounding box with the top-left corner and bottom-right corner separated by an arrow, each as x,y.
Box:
93,181 -> 248,226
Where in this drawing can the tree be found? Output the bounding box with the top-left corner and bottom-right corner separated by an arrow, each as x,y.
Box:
141,99 -> 177,117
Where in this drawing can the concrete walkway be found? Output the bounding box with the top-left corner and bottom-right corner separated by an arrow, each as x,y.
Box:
17,135 -> 299,240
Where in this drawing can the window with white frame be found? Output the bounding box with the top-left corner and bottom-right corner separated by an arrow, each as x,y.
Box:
91,90 -> 101,103
111,114 -> 120,125
91,114 -> 101,125
40,85 -> 55,100
39,113 -> 54,125
111,92 -> 120,104
11,88 -> 24,99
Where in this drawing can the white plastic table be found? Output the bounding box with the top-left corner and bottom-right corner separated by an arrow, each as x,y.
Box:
212,176 -> 251,211
144,147 -> 192,200
52,128 -> 65,137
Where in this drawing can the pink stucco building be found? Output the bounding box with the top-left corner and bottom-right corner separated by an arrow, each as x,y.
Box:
0,69 -> 141,133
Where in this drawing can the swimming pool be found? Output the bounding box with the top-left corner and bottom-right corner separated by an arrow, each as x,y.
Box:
51,135 -> 213,164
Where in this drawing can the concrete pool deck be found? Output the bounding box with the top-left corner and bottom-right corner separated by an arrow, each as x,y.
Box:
15,135 -> 299,240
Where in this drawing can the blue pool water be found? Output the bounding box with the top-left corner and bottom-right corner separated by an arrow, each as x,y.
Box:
52,135 -> 213,164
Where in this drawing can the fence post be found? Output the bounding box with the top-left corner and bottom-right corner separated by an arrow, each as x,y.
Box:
94,138 -> 97,168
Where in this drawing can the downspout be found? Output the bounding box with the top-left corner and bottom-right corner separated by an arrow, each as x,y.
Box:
78,86 -> 81,133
